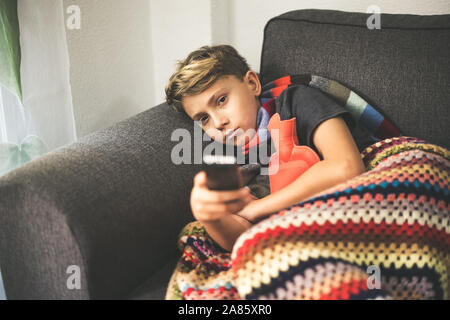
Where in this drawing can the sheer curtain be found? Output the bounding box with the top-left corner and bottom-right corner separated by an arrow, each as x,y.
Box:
0,0 -> 77,299
0,0 -> 77,177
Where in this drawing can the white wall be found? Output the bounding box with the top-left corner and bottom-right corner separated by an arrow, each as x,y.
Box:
149,0 -> 212,109
63,0 -> 155,138
63,0 -> 450,138
226,0 -> 450,80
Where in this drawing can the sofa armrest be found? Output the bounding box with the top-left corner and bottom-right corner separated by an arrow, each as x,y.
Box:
0,103 -> 208,299
0,180 -> 89,299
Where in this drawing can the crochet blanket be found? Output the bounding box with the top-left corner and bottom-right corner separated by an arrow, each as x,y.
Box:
166,136 -> 450,300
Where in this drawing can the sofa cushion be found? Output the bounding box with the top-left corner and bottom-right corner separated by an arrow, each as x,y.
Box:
260,9 -> 450,149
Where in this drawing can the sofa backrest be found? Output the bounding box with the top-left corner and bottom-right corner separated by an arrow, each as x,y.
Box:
260,9 -> 450,149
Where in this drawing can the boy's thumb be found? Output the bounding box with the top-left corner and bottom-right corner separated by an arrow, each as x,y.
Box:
195,171 -> 207,186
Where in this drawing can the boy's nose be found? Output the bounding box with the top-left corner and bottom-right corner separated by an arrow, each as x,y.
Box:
211,114 -> 229,130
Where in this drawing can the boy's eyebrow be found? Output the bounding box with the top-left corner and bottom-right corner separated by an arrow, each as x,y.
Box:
192,112 -> 206,121
207,88 -> 226,106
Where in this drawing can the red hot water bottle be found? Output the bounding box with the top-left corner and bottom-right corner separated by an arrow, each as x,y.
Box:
267,113 -> 320,194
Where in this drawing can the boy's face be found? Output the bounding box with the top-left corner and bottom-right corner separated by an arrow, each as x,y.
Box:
182,71 -> 261,146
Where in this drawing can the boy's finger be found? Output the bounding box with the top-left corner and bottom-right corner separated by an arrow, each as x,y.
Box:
194,171 -> 207,186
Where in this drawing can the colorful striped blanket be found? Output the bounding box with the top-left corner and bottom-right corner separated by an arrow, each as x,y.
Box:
241,73 -> 401,166
259,74 -> 401,142
166,136 -> 450,300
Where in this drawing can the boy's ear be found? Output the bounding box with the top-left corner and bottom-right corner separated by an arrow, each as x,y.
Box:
245,70 -> 261,96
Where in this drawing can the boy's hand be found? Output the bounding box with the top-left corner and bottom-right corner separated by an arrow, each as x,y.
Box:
190,171 -> 253,222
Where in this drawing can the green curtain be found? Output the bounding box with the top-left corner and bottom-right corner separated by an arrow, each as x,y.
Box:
0,0 -> 22,101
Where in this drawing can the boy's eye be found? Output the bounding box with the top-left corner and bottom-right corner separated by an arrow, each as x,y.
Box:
200,115 -> 208,123
218,95 -> 227,105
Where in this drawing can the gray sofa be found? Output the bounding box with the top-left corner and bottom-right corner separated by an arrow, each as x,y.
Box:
0,9 -> 449,300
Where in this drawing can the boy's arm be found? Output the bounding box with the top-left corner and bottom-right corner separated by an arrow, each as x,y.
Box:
200,214 -> 252,252
241,116 -> 366,221
193,116 -> 364,251
190,171 -> 254,252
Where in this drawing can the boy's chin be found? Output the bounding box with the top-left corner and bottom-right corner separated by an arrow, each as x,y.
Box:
223,134 -> 252,147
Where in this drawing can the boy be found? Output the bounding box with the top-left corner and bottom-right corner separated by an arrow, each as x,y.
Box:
165,45 -> 365,252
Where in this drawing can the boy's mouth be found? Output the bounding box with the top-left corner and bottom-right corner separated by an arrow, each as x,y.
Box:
225,129 -> 239,142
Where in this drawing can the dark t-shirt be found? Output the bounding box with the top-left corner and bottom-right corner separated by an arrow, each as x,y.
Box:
275,84 -> 354,158
241,84 -> 373,199
276,84 -> 375,156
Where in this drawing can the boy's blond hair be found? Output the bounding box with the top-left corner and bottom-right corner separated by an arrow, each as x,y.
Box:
165,45 -> 250,113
